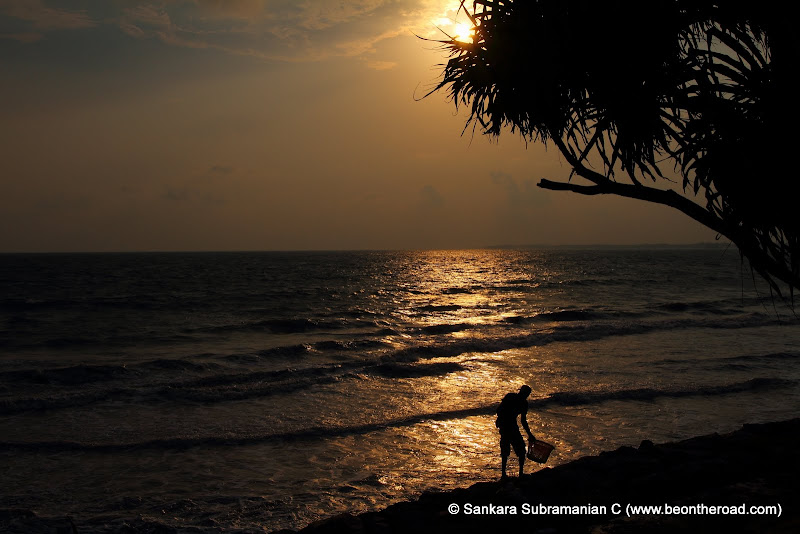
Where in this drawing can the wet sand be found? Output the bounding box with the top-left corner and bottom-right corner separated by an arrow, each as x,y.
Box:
291,419 -> 800,534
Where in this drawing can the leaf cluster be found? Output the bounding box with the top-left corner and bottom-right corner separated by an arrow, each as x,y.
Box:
429,0 -> 798,297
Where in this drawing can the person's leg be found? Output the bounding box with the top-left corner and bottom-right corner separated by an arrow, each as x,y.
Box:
512,434 -> 526,477
500,434 -> 510,478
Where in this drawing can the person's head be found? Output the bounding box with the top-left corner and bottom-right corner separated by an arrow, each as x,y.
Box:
519,385 -> 532,398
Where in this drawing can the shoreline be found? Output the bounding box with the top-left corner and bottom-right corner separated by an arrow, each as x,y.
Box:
289,418 -> 800,534
2,419 -> 798,533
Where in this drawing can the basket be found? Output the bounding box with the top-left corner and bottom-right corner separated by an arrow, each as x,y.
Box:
526,439 -> 555,463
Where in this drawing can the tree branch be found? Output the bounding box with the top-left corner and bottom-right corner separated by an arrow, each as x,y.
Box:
538,173 -> 800,295
549,136 -> 734,238
537,179 -> 610,196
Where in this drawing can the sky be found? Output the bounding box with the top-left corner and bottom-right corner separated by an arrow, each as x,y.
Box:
0,0 -> 717,252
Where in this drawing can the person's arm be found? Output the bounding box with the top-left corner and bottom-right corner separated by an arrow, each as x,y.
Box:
520,403 -> 534,440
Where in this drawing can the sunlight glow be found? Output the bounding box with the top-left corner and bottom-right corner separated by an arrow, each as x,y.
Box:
452,22 -> 474,43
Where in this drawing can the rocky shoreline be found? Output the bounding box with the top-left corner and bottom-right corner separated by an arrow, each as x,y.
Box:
2,419 -> 798,533
289,418 -> 800,534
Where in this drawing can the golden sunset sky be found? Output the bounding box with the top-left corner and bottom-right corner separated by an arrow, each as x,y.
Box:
0,0 -> 716,252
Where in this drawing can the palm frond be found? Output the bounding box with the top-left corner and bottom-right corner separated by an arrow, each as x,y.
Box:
427,0 -> 799,297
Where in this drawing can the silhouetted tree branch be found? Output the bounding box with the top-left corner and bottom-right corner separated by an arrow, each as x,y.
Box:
426,0 -> 799,300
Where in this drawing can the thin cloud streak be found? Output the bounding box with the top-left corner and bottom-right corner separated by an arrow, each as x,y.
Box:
0,1 -> 469,62
0,0 -> 95,42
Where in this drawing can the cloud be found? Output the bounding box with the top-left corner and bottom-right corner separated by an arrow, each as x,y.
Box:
191,0 -> 268,20
419,184 -> 444,209
335,27 -> 405,57
292,0 -> 386,31
123,5 -> 172,29
210,165 -> 234,175
0,0 -> 95,30
162,165 -> 233,205
163,186 -> 191,202
0,32 -> 42,43
0,0 -> 95,41
1,0 -> 472,64
491,171 -> 550,209
163,185 -> 226,206
365,59 -> 398,70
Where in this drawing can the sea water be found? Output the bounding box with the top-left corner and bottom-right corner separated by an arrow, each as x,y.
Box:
1,248 -> 799,532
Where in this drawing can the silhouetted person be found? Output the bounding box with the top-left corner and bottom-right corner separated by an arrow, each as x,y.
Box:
496,384 -> 534,478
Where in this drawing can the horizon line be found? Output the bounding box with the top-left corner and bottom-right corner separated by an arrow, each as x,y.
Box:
0,242 -> 730,254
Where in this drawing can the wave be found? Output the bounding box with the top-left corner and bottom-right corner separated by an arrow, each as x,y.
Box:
177,363 -> 359,389
366,362 -> 466,379
2,314 -> 794,414
0,330 -> 206,351
138,360 -> 467,404
539,377 -> 795,407
415,323 -> 474,335
0,363 -> 356,415
184,317 -> 383,335
723,351 -> 800,363
0,379 -> 342,415
0,358 -> 223,387
0,387 -> 136,415
504,309 -> 647,325
3,296 -> 792,354
382,314 -> 794,365
656,295 -> 783,314
655,300 -> 750,316
137,359 -> 221,372
225,337 -> 392,363
717,352 -> 800,372
0,405 -> 500,453
535,310 -> 599,322
417,305 -> 462,312
2,378 -> 793,453
312,339 -> 390,351
0,296 -> 164,312
537,277 -> 633,288
658,301 -> 716,313
441,287 -> 476,295
649,351 -> 800,368
247,343 -> 314,360
0,364 -> 131,386
1,314 -> 389,351
0,359 -> 467,415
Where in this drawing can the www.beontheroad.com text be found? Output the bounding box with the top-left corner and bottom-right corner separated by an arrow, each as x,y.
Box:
447,502 -> 782,518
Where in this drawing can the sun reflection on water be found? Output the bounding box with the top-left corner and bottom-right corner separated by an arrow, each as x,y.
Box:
390,250 -> 536,326
270,249 -> 589,527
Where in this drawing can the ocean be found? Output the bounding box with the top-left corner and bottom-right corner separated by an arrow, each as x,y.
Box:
1,248 -> 799,532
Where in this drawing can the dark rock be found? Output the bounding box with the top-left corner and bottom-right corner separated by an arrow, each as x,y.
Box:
294,419 -> 800,534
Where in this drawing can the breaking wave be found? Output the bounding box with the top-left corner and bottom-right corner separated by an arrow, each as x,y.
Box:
2,377 -> 792,453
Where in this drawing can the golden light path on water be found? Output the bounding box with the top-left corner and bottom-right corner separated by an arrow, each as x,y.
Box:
339,250 -> 574,493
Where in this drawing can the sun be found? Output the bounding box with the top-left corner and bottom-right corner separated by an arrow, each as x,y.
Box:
452,22 -> 474,43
